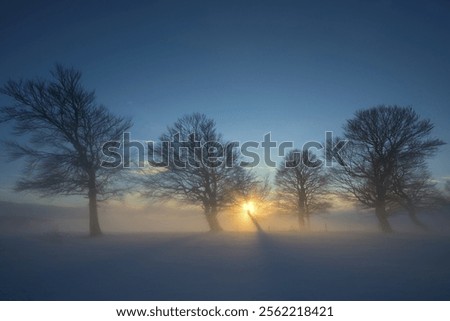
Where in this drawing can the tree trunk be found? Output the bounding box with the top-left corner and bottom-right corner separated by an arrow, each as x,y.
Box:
205,213 -> 222,232
204,205 -> 222,232
297,212 -> 306,231
375,202 -> 392,233
305,212 -> 311,229
88,175 -> 102,237
298,193 -> 307,231
406,205 -> 428,230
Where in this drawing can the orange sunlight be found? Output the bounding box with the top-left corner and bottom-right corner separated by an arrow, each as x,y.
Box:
242,201 -> 256,215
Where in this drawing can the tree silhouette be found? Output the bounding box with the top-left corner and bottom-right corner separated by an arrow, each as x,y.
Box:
0,65 -> 132,236
275,149 -> 329,230
142,113 -> 254,232
333,105 -> 444,232
391,161 -> 439,229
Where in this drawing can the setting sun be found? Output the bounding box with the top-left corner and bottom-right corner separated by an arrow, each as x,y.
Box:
242,201 -> 256,214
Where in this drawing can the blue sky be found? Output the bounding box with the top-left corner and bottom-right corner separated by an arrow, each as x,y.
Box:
1,0 -> 450,204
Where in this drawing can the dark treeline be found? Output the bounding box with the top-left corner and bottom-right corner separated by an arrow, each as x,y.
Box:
0,66 -> 446,235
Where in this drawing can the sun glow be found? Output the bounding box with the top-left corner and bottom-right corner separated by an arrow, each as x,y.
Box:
242,201 -> 256,214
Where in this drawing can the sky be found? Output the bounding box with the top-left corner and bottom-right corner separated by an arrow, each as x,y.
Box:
1,0 -> 450,205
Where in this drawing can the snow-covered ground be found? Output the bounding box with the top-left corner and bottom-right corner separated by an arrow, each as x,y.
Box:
1,231 -> 449,300
1,200 -> 450,300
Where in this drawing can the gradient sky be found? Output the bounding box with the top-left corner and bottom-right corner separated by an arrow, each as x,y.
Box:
1,0 -> 450,205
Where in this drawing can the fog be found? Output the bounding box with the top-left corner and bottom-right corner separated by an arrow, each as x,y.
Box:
2,200 -> 450,236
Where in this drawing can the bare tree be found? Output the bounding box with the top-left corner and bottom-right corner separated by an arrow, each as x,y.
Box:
391,161 -> 439,229
275,149 -> 329,230
0,65 -> 132,236
142,113 -> 254,232
333,105 -> 444,232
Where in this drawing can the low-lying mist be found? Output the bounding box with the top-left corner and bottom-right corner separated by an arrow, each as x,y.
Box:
1,200 -> 449,236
